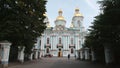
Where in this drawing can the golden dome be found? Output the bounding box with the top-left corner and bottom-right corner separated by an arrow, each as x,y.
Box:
56,9 -> 65,20
43,12 -> 47,17
74,8 -> 83,16
56,16 -> 65,20
74,13 -> 83,16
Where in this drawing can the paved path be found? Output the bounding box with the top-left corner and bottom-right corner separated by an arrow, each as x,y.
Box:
9,57 -> 106,68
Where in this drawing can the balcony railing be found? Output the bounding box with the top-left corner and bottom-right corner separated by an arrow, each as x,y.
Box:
45,44 -> 51,48
69,44 -> 75,48
57,44 -> 63,48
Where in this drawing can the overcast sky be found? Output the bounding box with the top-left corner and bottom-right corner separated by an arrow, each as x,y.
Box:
46,0 -> 100,30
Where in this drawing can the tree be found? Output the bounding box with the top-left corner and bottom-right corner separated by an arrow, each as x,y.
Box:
85,15 -> 105,62
85,0 -> 120,64
0,0 -> 47,61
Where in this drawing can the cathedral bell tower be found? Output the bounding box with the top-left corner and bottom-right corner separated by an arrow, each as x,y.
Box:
54,9 -> 66,30
71,8 -> 84,29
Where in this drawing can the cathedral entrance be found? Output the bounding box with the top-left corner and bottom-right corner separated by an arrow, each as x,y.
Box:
58,49 -> 62,57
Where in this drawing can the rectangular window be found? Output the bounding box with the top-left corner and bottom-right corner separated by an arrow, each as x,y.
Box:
46,48 -> 49,53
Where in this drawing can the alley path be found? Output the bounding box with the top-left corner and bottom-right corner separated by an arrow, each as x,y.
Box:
9,57 -> 106,68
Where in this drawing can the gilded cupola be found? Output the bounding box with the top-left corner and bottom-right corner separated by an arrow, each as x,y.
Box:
56,9 -> 65,20
74,8 -> 83,16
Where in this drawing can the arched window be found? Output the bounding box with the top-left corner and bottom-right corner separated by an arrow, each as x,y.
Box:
46,48 -> 49,53
71,48 -> 73,53
59,38 -> 61,44
47,38 -> 49,44
71,38 -> 73,44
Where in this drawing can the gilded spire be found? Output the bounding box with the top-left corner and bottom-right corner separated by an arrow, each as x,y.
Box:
56,9 -> 65,20
74,8 -> 83,16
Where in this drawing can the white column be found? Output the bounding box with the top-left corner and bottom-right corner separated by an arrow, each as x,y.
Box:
84,47 -> 90,60
41,36 -> 43,50
53,36 -> 55,49
76,37 -> 77,50
52,36 -> 54,50
65,36 -> 67,50
80,50 -> 84,60
66,36 -> 68,50
76,36 -> 79,50
0,41 -> 12,68
43,36 -> 45,50
91,50 -> 96,61
34,50 -> 38,59
18,46 -> 25,63
29,53 -> 33,60
104,45 -> 114,64
76,37 -> 78,50
56,36 -> 57,49
75,37 -> 76,49
77,37 -> 79,49
38,51 -> 41,59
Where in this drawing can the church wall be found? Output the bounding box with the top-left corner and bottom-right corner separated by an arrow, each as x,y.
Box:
55,35 -> 57,49
38,8 -> 86,57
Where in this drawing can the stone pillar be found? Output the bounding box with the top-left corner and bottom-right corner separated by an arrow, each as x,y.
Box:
34,49 -> 38,59
18,46 -> 25,63
80,50 -> 84,60
91,50 -> 96,61
29,53 -> 33,60
75,50 -> 78,59
38,51 -> 41,59
0,41 -> 12,68
84,47 -> 90,60
104,45 -> 114,64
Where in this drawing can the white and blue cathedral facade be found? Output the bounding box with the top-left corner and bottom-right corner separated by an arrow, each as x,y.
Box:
36,8 -> 86,57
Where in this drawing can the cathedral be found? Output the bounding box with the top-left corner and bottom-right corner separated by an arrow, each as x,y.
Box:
37,8 -> 86,57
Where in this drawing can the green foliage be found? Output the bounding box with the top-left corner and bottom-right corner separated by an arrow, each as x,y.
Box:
0,0 -> 47,54
85,0 -> 120,63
